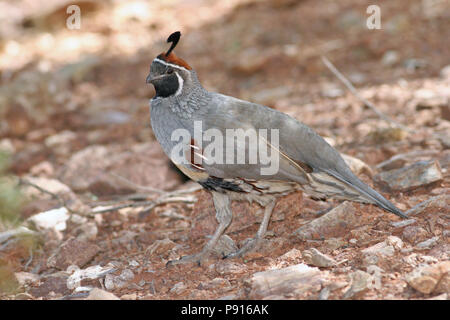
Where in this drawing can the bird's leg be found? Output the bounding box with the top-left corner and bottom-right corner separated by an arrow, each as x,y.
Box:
226,198 -> 276,259
167,191 -> 232,266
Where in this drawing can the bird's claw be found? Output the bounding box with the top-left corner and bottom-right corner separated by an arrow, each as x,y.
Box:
166,251 -> 211,267
225,237 -> 261,259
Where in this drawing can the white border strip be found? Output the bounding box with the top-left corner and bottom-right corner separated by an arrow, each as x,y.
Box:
153,58 -> 190,72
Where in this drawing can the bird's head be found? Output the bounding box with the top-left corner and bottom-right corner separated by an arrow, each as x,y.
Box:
146,31 -> 194,98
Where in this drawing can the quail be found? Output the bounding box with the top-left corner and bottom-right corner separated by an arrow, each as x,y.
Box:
146,31 -> 407,265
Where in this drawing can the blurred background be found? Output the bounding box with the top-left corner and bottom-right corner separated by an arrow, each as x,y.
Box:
0,0 -> 449,298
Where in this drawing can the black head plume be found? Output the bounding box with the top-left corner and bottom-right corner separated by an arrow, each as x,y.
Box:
166,31 -> 181,57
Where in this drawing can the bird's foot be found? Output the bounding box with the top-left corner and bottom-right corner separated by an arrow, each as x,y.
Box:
225,237 -> 262,259
166,249 -> 211,267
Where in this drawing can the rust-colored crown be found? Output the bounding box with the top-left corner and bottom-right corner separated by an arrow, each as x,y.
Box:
157,52 -> 192,70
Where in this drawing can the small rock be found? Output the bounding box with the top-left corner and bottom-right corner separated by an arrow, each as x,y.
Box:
129,260 -> 139,268
199,278 -> 231,290
85,288 -> 120,300
318,286 -> 330,300
28,207 -> 69,232
29,275 -> 70,298
440,65 -> 450,79
47,238 -> 100,270
118,269 -> 134,282
30,161 -> 55,177
303,248 -> 336,267
0,138 -> 15,154
406,194 -> 449,216
362,236 -> 403,266
366,265 -> 384,290
402,226 -> 429,244
44,130 -> 77,155
343,270 -> 371,299
322,238 -> 346,251
23,177 -> 72,198
381,50 -> 399,66
293,202 -> 362,240
375,160 -> 443,191
104,273 -> 115,291
215,261 -> 247,275
278,248 -> 302,262
246,264 -> 325,299
75,222 -> 98,241
404,58 -> 427,72
120,293 -> 137,300
416,237 -> 439,250
391,219 -> 416,228
67,264 -> 115,290
170,282 -> 187,295
406,261 -> 450,294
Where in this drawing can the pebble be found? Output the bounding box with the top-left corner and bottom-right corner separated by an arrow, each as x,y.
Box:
406,261 -> 450,294
85,288 -> 120,300
416,237 -> 439,250
343,270 -> 371,299
246,264 -> 325,299
375,160 -> 443,191
303,248 -> 336,268
170,282 -> 187,295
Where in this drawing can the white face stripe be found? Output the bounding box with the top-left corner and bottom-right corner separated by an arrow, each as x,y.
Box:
174,72 -> 184,96
153,58 -> 190,72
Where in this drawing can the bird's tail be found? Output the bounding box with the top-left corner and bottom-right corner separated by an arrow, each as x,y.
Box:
319,169 -> 408,219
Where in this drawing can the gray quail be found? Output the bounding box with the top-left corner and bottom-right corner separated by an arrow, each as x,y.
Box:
146,31 -> 407,265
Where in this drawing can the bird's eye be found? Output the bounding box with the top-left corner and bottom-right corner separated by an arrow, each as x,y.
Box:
167,68 -> 174,74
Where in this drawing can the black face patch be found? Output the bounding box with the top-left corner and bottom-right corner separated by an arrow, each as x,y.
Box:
152,73 -> 179,98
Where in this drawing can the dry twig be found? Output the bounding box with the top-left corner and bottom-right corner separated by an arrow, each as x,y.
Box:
321,56 -> 410,132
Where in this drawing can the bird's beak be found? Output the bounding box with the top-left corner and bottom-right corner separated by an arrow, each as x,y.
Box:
146,73 -> 166,84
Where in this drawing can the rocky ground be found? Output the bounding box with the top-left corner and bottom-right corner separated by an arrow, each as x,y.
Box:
0,0 -> 449,300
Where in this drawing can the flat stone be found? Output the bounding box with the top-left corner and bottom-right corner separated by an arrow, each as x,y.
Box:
28,207 -> 69,232
416,237 -> 440,250
85,288 -> 120,300
406,194 -> 449,216
246,264 -> 325,299
215,261 -> 247,275
375,160 -> 443,191
47,238 -> 100,270
402,226 -> 429,244
29,275 -> 70,298
303,248 -> 336,267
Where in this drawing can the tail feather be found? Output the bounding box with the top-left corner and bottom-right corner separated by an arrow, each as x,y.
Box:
322,169 -> 408,219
